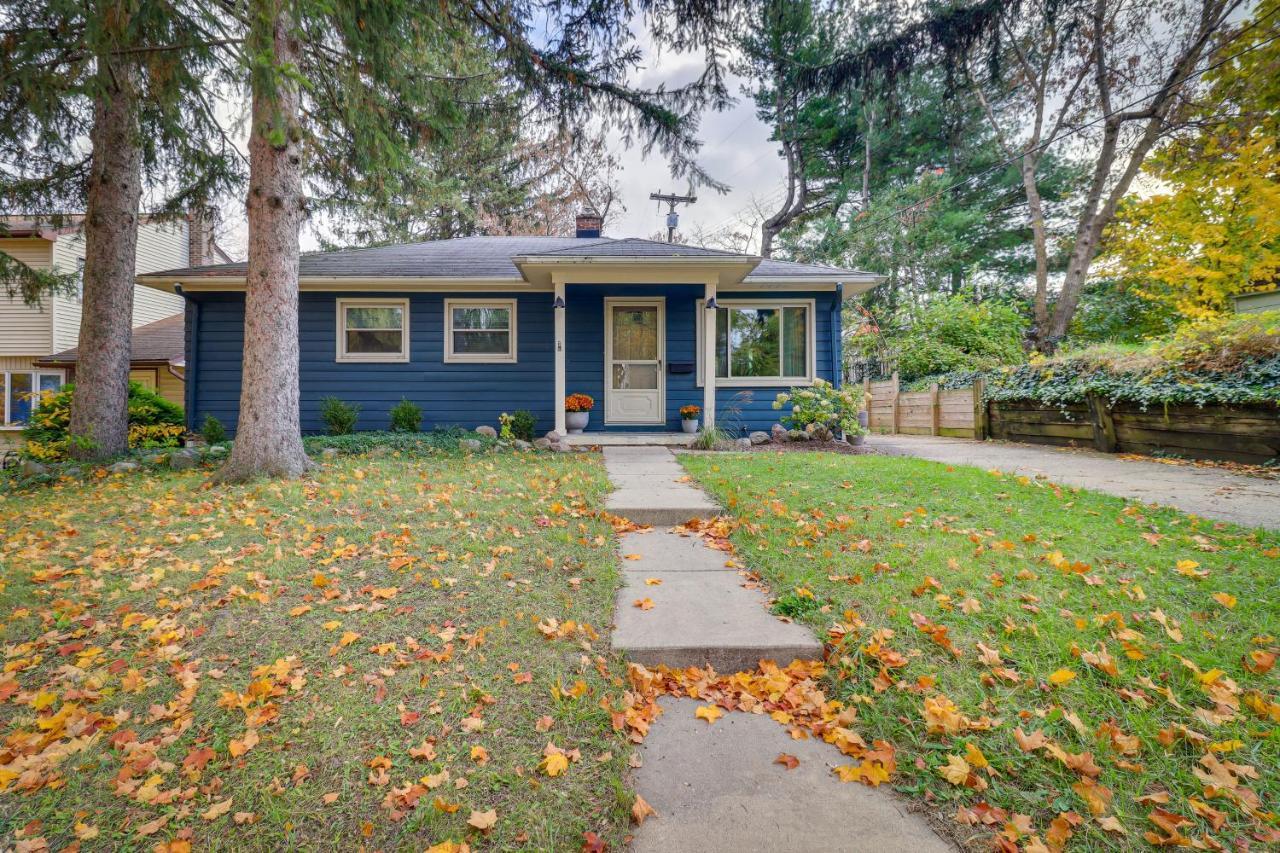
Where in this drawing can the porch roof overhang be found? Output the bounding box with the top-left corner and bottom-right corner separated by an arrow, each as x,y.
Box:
511,254 -> 760,288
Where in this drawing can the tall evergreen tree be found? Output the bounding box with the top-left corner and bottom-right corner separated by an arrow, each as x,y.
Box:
218,0 -> 739,480
0,0 -> 243,458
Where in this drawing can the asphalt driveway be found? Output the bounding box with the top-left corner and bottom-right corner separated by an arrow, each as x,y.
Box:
868,434 -> 1280,531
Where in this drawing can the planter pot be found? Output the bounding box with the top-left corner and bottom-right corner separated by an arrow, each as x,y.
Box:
565,411 -> 590,434
851,434 -> 866,446
681,418 -> 699,434
857,410 -> 869,429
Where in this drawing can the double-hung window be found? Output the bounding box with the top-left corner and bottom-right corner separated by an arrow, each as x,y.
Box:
697,299 -> 815,386
1,371 -> 63,426
336,299 -> 410,362
444,299 -> 517,363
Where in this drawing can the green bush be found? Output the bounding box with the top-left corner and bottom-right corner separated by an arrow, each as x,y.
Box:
22,382 -> 185,461
319,396 -> 360,435
388,398 -> 423,432
201,414 -> 227,445
509,410 -> 536,442
772,378 -> 864,435
889,296 -> 1028,381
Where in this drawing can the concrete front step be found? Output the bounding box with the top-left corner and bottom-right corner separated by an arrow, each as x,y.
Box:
603,446 -> 721,526
630,697 -> 956,853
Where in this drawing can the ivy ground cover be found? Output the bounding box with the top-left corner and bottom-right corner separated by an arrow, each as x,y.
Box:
0,452 -> 637,851
682,452 -> 1279,851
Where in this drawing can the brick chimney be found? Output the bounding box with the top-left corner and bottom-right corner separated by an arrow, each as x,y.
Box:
574,207 -> 603,239
187,209 -> 214,266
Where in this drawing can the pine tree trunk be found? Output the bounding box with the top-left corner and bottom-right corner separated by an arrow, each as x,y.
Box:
216,1 -> 311,482
69,60 -> 141,460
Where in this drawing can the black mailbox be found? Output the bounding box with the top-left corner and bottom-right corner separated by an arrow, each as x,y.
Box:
667,361 -> 695,375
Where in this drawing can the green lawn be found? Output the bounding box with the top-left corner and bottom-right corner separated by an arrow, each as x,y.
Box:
0,451 -> 634,851
682,452 -> 1279,851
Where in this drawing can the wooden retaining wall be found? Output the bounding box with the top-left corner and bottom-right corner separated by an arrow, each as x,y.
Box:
860,373 -> 1278,463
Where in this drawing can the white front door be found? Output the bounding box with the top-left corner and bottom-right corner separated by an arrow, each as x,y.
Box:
605,299 -> 665,424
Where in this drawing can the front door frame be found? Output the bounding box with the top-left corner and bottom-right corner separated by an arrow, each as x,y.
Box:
603,296 -> 666,425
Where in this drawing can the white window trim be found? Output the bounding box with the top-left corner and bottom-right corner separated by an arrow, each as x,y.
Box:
336,298 -> 410,363
695,298 -> 816,387
2,370 -> 65,428
444,298 -> 518,364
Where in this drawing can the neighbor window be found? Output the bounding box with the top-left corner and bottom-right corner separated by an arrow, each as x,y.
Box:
697,300 -> 814,385
445,299 -> 517,363
1,371 -> 63,426
337,299 -> 409,362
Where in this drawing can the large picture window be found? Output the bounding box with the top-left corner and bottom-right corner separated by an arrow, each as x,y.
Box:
445,299 -> 517,363
1,371 -> 63,426
336,299 -> 409,362
697,300 -> 814,386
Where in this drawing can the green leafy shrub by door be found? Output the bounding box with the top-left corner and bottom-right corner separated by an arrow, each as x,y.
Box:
22,382 -> 186,461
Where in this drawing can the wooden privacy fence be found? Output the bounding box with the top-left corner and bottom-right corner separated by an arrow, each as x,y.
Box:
861,373 -> 1279,463
864,374 -> 986,439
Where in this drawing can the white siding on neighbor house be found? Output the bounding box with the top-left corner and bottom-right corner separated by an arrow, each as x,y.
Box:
132,220 -> 186,324
0,238 -> 54,356
49,232 -> 85,351
46,220 -> 186,350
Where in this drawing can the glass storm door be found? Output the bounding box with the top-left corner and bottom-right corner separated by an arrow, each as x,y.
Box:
605,300 -> 664,424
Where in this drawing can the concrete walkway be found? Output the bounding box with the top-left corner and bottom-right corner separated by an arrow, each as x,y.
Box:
605,447 -> 821,670
632,698 -> 951,853
869,434 -> 1280,531
603,446 -> 954,852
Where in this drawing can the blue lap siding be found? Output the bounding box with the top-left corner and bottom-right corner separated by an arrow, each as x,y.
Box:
184,286 -> 839,436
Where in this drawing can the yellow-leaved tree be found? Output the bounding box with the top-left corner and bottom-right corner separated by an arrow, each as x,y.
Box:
1101,0 -> 1280,318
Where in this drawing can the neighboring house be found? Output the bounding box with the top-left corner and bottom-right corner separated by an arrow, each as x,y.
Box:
0,214 -> 227,439
35,314 -> 187,406
1233,288 -> 1280,314
139,213 -> 881,437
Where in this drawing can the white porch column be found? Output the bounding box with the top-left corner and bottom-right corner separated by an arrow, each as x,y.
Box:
703,279 -> 717,428
553,276 -> 567,436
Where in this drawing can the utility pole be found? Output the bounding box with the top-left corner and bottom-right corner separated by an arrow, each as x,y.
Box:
649,189 -> 697,243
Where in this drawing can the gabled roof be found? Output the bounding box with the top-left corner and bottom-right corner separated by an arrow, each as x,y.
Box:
36,314 -> 185,367
140,236 -> 881,286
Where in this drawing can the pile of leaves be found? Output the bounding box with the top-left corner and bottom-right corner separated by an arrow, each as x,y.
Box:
682,452 -> 1280,851
21,382 -> 186,461
984,312 -> 1280,409
0,450 -> 639,850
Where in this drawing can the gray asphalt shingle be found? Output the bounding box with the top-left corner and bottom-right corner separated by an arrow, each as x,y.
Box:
143,235 -> 877,281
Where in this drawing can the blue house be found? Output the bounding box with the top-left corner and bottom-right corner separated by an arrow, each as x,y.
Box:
138,214 -> 881,438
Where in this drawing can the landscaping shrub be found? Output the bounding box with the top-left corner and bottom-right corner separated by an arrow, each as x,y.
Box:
388,398 -> 423,432
872,295 -> 1029,381
201,414 -> 227,445
773,378 -> 864,434
319,396 -> 360,435
984,310 -> 1280,408
22,382 -> 185,461
509,409 -> 536,442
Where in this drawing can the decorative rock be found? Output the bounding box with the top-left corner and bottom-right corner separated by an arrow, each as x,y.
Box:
208,445 -> 228,456
63,467 -> 82,479
787,429 -> 809,442
735,437 -> 753,450
460,439 -> 483,452
475,425 -> 498,438
513,439 -> 532,451
551,441 -> 571,453
320,447 -> 340,460
169,452 -> 198,471
19,459 -> 48,477
544,430 -> 563,443
533,437 -> 553,451
749,431 -> 770,445
108,460 -> 140,473
770,423 -> 788,442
